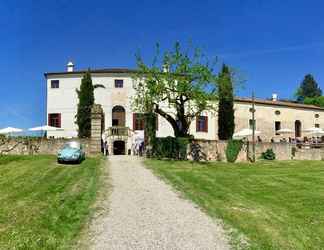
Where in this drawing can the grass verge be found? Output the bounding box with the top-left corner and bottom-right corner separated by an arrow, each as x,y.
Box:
0,155 -> 105,249
145,159 -> 324,249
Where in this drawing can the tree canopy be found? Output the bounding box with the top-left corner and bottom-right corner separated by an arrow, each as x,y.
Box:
304,96 -> 324,107
132,42 -> 218,137
218,64 -> 235,140
296,74 -> 322,102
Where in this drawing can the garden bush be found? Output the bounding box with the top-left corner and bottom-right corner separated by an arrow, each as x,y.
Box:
225,139 -> 243,163
261,148 -> 276,160
177,137 -> 190,160
152,136 -> 190,160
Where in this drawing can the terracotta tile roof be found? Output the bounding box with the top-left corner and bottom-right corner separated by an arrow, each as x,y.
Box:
235,97 -> 324,111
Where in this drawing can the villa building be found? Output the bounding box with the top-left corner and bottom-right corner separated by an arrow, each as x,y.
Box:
45,62 -> 324,154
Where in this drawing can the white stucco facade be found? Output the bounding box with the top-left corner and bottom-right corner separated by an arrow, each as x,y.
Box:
46,68 -> 221,155
46,65 -> 324,154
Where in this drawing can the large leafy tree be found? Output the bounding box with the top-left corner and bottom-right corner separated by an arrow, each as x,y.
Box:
132,42 -> 218,138
296,74 -> 322,102
76,70 -> 104,138
218,64 -> 235,140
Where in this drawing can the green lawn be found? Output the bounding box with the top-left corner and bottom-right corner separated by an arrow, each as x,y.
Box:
0,155 -> 104,249
145,159 -> 324,250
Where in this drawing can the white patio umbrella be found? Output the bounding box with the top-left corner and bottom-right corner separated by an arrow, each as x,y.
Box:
28,125 -> 63,132
232,128 -> 261,140
304,127 -> 324,136
0,127 -> 23,135
28,125 -> 63,137
276,128 -> 293,134
303,127 -> 323,133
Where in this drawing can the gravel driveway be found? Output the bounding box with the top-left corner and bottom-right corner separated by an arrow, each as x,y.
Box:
88,155 -> 230,250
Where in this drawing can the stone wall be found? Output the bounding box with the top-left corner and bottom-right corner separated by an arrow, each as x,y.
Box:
0,104 -> 103,157
191,139 -> 324,161
0,138 -> 91,156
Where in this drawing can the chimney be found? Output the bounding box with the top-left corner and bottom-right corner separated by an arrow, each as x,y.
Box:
67,61 -> 74,72
272,93 -> 278,101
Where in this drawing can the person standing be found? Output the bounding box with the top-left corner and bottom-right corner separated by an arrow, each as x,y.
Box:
104,141 -> 109,156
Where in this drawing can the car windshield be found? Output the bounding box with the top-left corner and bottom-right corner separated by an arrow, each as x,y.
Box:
63,141 -> 81,149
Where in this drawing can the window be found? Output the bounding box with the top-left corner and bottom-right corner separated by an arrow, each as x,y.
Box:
196,116 -> 208,132
133,113 -> 159,131
315,123 -> 320,128
133,113 -> 145,130
275,121 -> 281,135
115,79 -> 124,88
112,105 -> 126,126
48,113 -> 61,128
315,114 -> 320,118
51,80 -> 59,88
275,110 -> 281,115
249,119 -> 256,130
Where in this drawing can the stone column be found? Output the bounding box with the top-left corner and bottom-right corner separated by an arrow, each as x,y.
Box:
90,104 -> 104,154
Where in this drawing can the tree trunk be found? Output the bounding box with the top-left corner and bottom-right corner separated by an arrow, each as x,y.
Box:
154,105 -> 190,138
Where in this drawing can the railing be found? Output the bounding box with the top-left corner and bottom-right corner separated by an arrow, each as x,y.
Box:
107,126 -> 130,137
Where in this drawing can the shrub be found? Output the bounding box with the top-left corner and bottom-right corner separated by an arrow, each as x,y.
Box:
152,137 -> 177,159
152,136 -> 190,160
225,139 -> 243,163
177,137 -> 190,160
261,148 -> 276,160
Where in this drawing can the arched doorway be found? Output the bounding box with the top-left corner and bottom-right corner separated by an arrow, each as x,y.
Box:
295,120 -> 302,138
112,105 -> 125,126
113,140 -> 125,155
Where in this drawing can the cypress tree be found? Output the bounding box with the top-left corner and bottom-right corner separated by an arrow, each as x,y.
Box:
218,64 -> 235,140
76,70 -> 95,138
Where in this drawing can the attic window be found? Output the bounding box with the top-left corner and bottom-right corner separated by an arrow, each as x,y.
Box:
51,80 -> 59,88
315,114 -> 320,118
275,110 -> 281,115
115,79 -> 123,88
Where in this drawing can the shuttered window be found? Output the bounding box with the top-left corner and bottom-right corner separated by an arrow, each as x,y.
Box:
48,113 -> 61,128
133,113 -> 145,130
196,116 -> 208,132
133,113 -> 159,131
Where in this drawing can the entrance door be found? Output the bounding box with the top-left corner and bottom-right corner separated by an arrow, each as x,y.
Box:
295,120 -> 302,138
113,140 -> 125,155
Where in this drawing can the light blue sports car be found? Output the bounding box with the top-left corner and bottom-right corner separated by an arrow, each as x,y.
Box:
57,141 -> 85,164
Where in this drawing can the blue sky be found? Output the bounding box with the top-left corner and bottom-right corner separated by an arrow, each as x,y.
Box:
1,0 -> 324,128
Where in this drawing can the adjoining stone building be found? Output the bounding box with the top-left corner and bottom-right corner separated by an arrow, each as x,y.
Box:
45,62 -> 324,154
